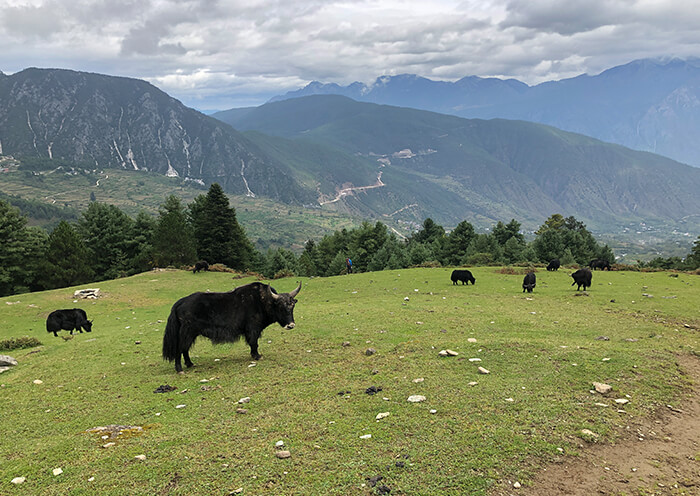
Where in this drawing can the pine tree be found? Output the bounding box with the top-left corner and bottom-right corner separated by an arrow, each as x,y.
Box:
152,195 -> 197,267
0,200 -> 47,296
441,220 -> 476,266
43,220 -> 94,289
190,183 -> 255,270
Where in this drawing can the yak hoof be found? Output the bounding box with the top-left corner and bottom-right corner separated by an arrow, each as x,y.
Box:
177,370 -> 186,375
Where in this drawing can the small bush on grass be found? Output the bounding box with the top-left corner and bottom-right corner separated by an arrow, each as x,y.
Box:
0,336 -> 42,351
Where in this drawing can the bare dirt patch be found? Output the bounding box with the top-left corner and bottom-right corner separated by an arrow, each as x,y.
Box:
493,354 -> 700,496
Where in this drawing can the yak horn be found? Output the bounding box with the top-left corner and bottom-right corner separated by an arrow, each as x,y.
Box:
267,284 -> 280,299
289,282 -> 302,297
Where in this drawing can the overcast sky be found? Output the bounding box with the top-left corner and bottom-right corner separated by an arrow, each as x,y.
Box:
1,0 -> 698,111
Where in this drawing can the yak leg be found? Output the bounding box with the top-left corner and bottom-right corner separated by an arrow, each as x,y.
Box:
245,333 -> 261,361
174,353 -> 183,373
183,350 -> 194,368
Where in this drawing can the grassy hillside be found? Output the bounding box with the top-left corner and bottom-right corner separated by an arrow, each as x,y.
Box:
0,163 -> 365,250
1,268 -> 697,495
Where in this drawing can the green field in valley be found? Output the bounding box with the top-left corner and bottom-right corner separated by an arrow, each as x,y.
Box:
0,267 -> 698,495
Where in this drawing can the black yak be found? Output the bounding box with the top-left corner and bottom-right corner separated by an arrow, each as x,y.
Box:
451,269 -> 475,285
46,309 -> 93,337
522,272 -> 536,293
590,259 -> 611,271
571,268 -> 592,291
547,259 -> 561,271
162,282 -> 301,373
193,260 -> 209,273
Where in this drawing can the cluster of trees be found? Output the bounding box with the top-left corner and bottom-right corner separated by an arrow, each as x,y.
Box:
2,182 -> 698,297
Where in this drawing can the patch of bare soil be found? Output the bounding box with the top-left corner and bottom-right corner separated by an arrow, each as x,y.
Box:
492,354 -> 700,496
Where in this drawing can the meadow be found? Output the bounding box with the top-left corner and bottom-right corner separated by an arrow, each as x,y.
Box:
0,267 -> 698,495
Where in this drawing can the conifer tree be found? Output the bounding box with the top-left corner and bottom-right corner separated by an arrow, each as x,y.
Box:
152,195 -> 197,267
43,220 -> 94,289
190,183 -> 255,270
0,200 -> 47,295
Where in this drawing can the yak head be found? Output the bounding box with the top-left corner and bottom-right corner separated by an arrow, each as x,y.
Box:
268,282 -> 301,330
83,320 -> 94,332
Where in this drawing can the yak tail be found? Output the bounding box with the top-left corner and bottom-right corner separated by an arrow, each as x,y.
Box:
162,304 -> 181,362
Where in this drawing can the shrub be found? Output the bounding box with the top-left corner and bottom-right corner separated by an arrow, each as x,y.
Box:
0,336 -> 42,351
273,269 -> 295,280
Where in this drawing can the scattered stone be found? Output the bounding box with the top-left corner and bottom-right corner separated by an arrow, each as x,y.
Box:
276,440 -> 285,447
238,397 -> 250,404
580,429 -> 599,440
134,341 -> 141,345
236,408 -> 248,414
467,338 -> 477,343
33,379 -> 43,384
199,379 -> 209,383
412,377 -> 424,383
438,349 -> 458,357
52,467 -> 63,476
342,341 -> 351,347
477,367 -> 490,374
371,369 -> 380,375
376,412 -> 390,420
404,297 -> 409,301
377,485 -> 391,495
430,409 -> 437,414
0,366 -> 9,374
367,474 -> 383,486
513,481 -> 521,488
0,355 -> 17,367
275,450 -> 291,459
505,397 -> 514,402
407,395 -> 426,403
11,477 -> 26,485
365,385 -> 382,395
594,403 -> 609,407
102,442 -> 116,448
359,434 -> 372,439
153,384 -> 177,393
615,398 -> 630,405
593,382 -> 613,394
229,488 -> 244,494
88,477 -> 95,482
175,404 -> 186,409
134,455 -> 147,461
468,381 -> 478,386
595,336 -> 610,341
365,348 -> 376,356
468,358 -> 481,362
624,338 -> 639,342
74,288 -> 100,299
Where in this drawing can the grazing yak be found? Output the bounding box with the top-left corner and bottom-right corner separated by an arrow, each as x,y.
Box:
547,259 -> 561,271
451,269 -> 475,285
193,260 -> 209,273
590,259 -> 611,271
46,309 -> 93,337
571,268 -> 592,291
522,272 -> 536,293
162,282 -> 301,373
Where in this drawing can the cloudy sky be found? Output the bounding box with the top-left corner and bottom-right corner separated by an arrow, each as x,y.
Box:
1,0 -> 698,111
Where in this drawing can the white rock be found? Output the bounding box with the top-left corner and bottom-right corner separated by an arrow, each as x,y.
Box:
359,434 -> 372,439
468,381 -> 478,386
412,377 -> 424,383
615,398 -> 630,405
477,367 -> 490,374
102,442 -> 116,448
593,382 -> 613,394
88,476 -> 95,482
407,395 -> 426,403
430,409 -> 437,414
0,355 -> 18,367
467,338 -> 477,343
135,455 -> 147,461
594,403 -> 609,407
275,441 -> 284,447
513,481 -> 521,488
468,358 -> 481,362
580,429 -> 599,438
33,379 -> 43,385
52,468 -> 63,476
275,450 -> 291,459
238,397 -> 251,404
175,404 -> 186,409
505,398 -> 514,402
438,349 -> 459,356
11,477 -> 26,484
376,412 -> 390,420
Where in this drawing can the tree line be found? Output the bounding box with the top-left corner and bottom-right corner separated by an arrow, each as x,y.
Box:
1,183 -> 698,297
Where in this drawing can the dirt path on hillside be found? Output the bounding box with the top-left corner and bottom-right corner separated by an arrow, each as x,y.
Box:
491,354 -> 700,496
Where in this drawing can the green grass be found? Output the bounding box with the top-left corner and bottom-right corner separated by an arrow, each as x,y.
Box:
0,268 -> 698,495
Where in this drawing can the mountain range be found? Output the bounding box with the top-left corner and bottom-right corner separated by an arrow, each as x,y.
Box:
270,58 -> 700,168
1,66 -> 699,234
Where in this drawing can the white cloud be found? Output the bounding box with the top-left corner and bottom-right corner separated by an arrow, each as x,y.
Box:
1,0 -> 698,110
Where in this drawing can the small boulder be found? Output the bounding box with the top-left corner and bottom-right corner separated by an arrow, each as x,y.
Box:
593,382 -> 613,394
365,348 -> 376,356
275,450 -> 291,459
0,355 -> 18,367
407,395 -> 426,403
